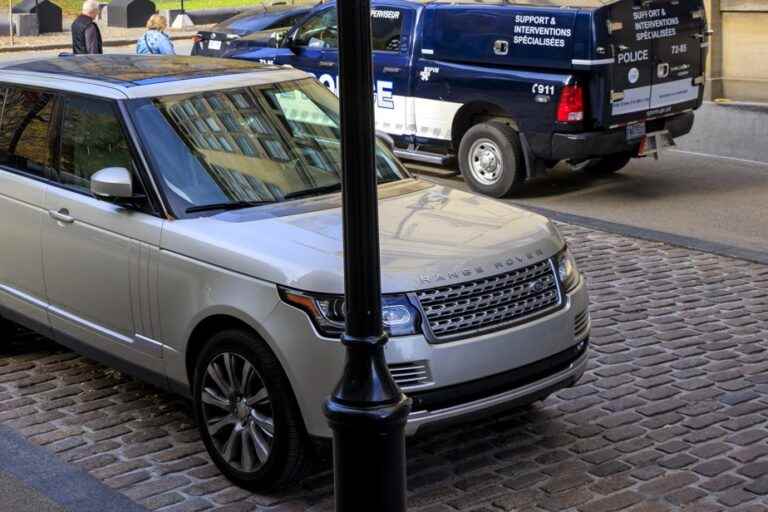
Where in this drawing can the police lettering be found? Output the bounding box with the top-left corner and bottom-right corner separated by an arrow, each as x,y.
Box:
617,49 -> 649,64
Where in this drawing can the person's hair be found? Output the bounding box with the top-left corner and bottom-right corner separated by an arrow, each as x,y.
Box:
82,0 -> 99,16
146,14 -> 167,31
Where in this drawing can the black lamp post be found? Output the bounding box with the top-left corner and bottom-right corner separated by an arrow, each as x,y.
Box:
322,0 -> 411,510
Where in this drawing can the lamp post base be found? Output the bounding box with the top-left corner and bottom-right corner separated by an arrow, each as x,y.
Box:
323,334 -> 412,512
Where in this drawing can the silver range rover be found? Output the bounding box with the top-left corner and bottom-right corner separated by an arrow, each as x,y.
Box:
0,55 -> 590,490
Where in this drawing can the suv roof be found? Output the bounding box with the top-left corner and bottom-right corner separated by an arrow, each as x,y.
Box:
0,55 -> 309,99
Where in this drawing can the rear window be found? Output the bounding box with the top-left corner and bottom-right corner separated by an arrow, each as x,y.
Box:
0,87 -> 55,178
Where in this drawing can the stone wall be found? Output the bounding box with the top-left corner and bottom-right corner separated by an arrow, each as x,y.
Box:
705,0 -> 768,103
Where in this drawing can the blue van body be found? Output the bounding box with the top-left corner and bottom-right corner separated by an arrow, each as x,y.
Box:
225,0 -> 707,195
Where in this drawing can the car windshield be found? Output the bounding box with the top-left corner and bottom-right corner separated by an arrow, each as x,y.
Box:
131,78 -> 407,216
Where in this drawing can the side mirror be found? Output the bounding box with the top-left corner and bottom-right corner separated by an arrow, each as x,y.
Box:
91,167 -> 133,200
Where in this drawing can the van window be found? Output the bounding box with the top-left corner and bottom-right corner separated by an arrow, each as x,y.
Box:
372,8 -> 404,52
293,8 -> 337,49
0,87 -> 55,177
57,95 -> 138,193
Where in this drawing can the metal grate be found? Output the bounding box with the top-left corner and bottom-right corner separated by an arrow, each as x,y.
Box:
574,309 -> 590,341
388,361 -> 433,389
415,259 -> 562,342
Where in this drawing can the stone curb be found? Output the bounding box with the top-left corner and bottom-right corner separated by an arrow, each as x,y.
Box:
0,424 -> 149,512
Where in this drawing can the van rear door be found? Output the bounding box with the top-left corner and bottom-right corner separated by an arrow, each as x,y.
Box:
605,0 -> 705,125
608,0 -> 654,121
648,0 -> 704,114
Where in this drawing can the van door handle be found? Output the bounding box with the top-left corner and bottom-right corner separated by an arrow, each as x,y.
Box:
49,208 -> 74,224
382,66 -> 401,74
318,61 -> 336,68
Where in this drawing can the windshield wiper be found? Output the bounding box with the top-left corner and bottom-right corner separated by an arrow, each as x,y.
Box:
282,183 -> 343,200
186,200 -> 276,214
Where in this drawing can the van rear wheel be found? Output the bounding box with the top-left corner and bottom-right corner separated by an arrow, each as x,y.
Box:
459,122 -> 525,198
192,329 -> 308,491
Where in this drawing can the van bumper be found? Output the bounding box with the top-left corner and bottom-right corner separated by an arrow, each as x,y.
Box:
549,111 -> 695,161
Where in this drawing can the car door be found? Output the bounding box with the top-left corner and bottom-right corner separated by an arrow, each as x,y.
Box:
283,6 -> 339,92
0,86 -> 56,331
41,94 -> 165,374
371,5 -> 414,145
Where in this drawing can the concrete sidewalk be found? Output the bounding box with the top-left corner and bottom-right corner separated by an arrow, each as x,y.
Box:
0,424 -> 147,512
0,17 -> 203,52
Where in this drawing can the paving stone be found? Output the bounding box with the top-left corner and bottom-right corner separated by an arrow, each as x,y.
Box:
665,486 -> 707,506
727,430 -> 768,446
577,491 -> 642,512
638,473 -> 699,496
739,462 -> 768,479
744,477 -> 768,495
700,474 -> 745,492
693,459 -> 736,477
659,454 -> 698,470
124,475 -> 191,501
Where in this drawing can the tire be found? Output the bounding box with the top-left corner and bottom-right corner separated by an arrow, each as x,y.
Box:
0,316 -> 16,335
192,329 -> 308,491
458,121 -> 525,198
580,152 -> 633,175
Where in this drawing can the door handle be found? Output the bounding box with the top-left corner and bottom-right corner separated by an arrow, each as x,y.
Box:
382,66 -> 401,74
49,208 -> 74,224
318,61 -> 336,68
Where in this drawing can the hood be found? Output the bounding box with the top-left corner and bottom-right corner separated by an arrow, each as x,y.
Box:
161,180 -> 565,295
212,7 -> 308,34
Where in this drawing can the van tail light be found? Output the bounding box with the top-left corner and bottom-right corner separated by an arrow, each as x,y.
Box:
557,84 -> 585,123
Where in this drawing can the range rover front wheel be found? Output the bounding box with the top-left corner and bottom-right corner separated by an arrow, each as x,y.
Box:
192,329 -> 308,490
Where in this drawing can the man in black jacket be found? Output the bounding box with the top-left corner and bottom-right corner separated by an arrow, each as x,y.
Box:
71,0 -> 103,54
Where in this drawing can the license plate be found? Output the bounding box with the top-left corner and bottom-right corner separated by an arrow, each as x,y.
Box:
626,122 -> 646,140
208,40 -> 222,50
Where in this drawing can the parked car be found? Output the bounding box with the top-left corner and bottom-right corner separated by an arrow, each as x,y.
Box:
226,0 -> 708,197
191,4 -> 311,57
0,55 -> 590,490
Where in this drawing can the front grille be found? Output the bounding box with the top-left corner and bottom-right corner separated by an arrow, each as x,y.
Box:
415,259 -> 562,342
389,361 -> 432,389
574,309 -> 590,340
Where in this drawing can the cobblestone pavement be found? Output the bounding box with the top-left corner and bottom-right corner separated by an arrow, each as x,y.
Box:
1,223 -> 768,512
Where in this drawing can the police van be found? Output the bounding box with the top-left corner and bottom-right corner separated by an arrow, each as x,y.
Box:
225,0 -> 708,197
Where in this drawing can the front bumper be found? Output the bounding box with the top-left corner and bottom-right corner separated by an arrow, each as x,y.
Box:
549,111 -> 695,161
264,275 -> 590,439
406,339 -> 588,435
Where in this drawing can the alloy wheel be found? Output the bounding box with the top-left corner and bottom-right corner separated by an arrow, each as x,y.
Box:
201,352 -> 274,473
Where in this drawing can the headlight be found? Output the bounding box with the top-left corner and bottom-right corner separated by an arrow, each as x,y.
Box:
555,248 -> 580,292
279,288 -> 421,338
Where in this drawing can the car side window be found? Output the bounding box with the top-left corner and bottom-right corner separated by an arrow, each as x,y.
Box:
0,87 -> 55,178
266,13 -> 304,30
371,8 -> 405,52
293,8 -> 337,49
57,95 -> 140,194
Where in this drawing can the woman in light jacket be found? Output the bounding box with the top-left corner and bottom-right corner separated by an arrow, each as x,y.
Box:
136,14 -> 175,55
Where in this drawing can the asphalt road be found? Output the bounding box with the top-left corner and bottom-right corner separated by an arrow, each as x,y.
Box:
409,149 -> 768,258
0,45 -> 765,258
